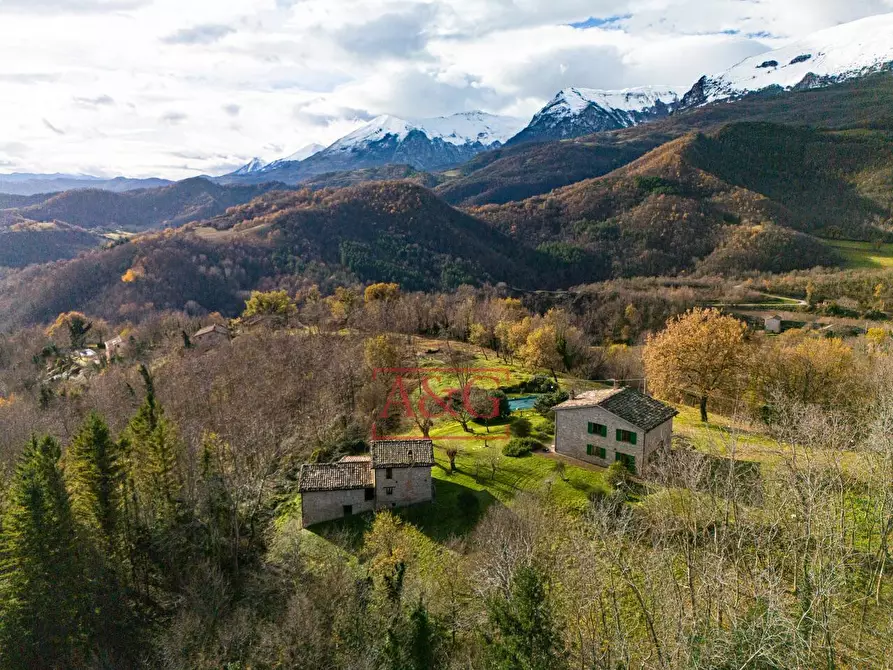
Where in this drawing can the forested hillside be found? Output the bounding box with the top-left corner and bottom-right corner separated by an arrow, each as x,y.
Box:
0,219 -> 104,268
12,178 -> 286,232
0,286 -> 892,668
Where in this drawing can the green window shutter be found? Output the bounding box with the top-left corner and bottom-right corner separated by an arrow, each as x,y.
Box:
630,432 -> 637,445
615,429 -> 622,441
597,446 -> 606,459
586,444 -> 592,455
602,425 -> 608,437
588,422 -> 594,434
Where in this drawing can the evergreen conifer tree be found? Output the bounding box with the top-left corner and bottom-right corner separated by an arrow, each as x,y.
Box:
0,436 -> 87,668
485,564 -> 564,670
66,412 -> 124,555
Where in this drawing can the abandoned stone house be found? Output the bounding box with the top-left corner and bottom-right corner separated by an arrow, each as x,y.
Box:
192,324 -> 230,347
298,439 -> 436,527
104,335 -> 125,362
553,387 -> 677,474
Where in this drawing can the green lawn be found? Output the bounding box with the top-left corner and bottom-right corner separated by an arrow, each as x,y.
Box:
826,239 -> 893,269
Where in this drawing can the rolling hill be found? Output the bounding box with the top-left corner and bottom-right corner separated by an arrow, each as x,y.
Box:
0,218 -> 104,268
11,177 -> 287,233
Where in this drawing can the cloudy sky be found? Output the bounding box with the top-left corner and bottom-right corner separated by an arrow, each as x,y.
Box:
0,0 -> 891,178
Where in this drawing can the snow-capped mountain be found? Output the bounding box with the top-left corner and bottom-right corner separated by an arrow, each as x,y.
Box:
325,112 -> 523,155
230,143 -> 326,177
223,111 -> 525,184
680,13 -> 893,107
231,157 -> 268,176
509,86 -> 680,145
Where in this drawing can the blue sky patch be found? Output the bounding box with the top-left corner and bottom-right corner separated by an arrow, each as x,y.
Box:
569,15 -> 631,30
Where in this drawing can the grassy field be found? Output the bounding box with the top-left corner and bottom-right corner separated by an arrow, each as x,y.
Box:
826,239 -> 893,269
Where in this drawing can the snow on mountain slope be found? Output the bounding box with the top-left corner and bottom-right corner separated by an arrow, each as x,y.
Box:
509,86 -> 680,144
278,143 -> 325,163
548,87 -> 680,117
325,111 -> 525,154
682,13 -> 893,106
231,157 -> 268,175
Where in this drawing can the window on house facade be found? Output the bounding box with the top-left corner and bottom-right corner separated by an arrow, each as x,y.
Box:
385,486 -> 394,495
385,467 -> 393,479
365,488 -> 375,501
586,444 -> 608,459
343,505 -> 353,516
616,429 -> 637,445
587,422 -> 608,437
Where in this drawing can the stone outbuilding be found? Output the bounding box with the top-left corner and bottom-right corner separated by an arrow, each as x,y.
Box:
104,335 -> 125,362
764,315 -> 783,334
192,324 -> 231,347
552,387 -> 677,474
298,439 -> 435,527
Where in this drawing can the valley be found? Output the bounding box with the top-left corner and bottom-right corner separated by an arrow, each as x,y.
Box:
4,10 -> 893,668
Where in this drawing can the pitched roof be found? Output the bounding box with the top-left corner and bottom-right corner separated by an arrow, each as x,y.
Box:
371,440 -> 435,468
194,324 -> 230,338
298,462 -> 373,492
339,455 -> 373,463
553,387 -> 677,432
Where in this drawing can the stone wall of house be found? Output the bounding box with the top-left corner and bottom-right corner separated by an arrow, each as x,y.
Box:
644,420 -> 673,460
194,332 -> 229,348
301,488 -> 375,527
555,405 -> 673,473
374,466 -> 433,510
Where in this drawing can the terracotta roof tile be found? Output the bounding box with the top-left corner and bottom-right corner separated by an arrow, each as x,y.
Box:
298,462 -> 373,492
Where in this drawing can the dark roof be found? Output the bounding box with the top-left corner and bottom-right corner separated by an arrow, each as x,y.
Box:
371,440 -> 435,468
193,324 -> 229,338
298,462 -> 373,492
339,455 -> 372,463
553,387 -> 677,432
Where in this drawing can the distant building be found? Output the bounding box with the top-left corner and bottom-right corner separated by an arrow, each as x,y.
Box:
298,439 -> 435,527
192,324 -> 230,347
552,387 -> 677,474
764,315 -> 783,334
104,335 -> 124,362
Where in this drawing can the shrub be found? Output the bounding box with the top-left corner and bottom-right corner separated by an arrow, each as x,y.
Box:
534,391 -> 569,418
525,376 -> 558,393
510,418 -> 532,438
605,461 -> 631,489
502,437 -> 542,458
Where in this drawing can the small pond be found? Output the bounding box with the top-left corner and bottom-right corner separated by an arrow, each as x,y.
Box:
508,395 -> 540,412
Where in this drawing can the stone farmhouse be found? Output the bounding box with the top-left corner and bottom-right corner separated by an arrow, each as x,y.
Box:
553,387 -> 677,474
298,439 -> 436,527
192,324 -> 231,348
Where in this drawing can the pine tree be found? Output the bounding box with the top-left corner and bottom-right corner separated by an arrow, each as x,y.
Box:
0,436 -> 87,668
124,365 -> 182,525
66,412 -> 124,555
383,600 -> 440,670
485,564 -> 565,670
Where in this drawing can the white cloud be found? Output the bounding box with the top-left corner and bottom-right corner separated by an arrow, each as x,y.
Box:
0,0 -> 891,178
